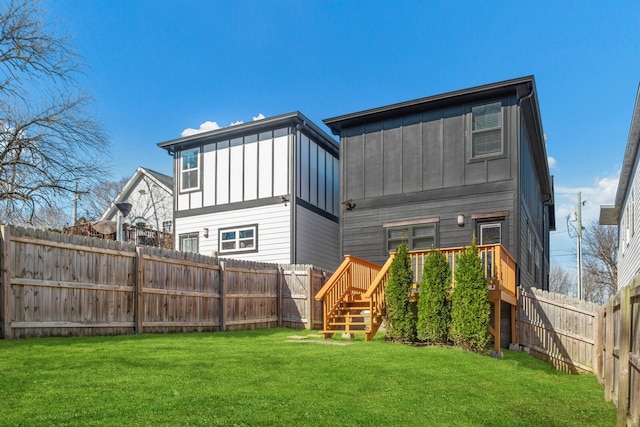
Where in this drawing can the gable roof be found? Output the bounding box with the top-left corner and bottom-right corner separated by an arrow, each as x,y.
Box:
600,84 -> 640,225
157,111 -> 339,156
100,167 -> 173,221
323,75 -> 552,203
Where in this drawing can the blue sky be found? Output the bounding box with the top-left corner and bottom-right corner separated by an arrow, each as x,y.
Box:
45,0 -> 639,274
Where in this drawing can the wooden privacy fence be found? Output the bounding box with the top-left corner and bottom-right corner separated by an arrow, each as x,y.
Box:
518,287 -> 599,374
518,284 -> 640,426
595,277 -> 640,426
0,225 -> 329,339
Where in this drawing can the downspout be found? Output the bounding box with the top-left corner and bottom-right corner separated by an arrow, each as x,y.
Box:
290,124 -> 300,264
516,83 -> 534,288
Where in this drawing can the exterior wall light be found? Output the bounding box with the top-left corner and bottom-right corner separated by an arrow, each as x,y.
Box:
457,214 -> 465,227
203,227 -> 209,238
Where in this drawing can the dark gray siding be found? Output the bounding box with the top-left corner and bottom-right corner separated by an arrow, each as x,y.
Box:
342,187 -> 517,266
340,96 -> 520,266
519,117 -> 549,289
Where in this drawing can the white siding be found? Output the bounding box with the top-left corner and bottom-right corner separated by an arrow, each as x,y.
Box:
273,135 -> 289,196
178,193 -> 189,211
296,206 -> 340,271
244,142 -> 258,201
619,154 -> 640,288
229,144 -> 243,203
216,146 -> 230,204
105,173 -> 173,231
258,139 -> 273,198
174,203 -> 292,264
203,147 -> 216,206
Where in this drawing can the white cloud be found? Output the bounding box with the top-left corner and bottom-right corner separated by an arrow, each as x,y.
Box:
551,171 -> 620,272
547,156 -> 556,168
181,121 -> 221,137
180,113 -> 266,136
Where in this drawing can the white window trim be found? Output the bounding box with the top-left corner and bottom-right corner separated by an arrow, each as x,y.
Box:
471,101 -> 503,159
180,148 -> 200,192
179,232 -> 199,253
219,224 -> 258,254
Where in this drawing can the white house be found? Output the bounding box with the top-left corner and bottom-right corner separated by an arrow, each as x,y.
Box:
599,84 -> 640,288
101,167 -> 174,233
157,112 -> 340,271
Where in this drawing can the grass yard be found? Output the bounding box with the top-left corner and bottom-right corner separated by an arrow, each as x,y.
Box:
0,329 -> 614,426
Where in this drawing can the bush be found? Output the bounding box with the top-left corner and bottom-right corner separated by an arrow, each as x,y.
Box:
450,242 -> 490,353
417,249 -> 451,344
384,243 -> 416,342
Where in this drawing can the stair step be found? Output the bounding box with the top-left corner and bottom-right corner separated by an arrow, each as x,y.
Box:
341,301 -> 370,308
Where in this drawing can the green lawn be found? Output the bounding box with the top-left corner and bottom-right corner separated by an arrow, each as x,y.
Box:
0,329 -> 614,426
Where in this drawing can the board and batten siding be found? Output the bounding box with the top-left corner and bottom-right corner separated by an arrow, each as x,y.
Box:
296,133 -> 340,217
175,203 -> 291,264
177,133 -> 290,212
295,205 -> 339,271
341,98 -> 516,203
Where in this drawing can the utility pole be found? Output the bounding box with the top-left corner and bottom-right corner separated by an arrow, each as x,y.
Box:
577,192 -> 583,300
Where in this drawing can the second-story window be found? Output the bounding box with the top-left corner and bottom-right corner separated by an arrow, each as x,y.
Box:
181,149 -> 199,191
471,101 -> 503,158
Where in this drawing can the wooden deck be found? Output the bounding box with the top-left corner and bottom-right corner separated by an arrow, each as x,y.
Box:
315,244 -> 518,353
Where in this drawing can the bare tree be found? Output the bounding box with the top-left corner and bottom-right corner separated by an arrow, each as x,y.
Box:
582,221 -> 617,304
0,0 -> 109,225
78,177 -> 128,222
549,264 -> 574,296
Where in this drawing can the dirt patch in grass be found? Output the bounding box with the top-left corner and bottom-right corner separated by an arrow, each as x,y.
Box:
286,335 -> 353,346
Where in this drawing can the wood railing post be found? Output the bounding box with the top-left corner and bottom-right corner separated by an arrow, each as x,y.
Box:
135,247 -> 144,334
1,226 -> 12,339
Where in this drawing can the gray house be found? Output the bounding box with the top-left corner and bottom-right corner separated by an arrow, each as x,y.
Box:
324,76 -> 555,290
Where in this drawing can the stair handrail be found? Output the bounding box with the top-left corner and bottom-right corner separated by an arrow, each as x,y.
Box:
364,253 -> 395,318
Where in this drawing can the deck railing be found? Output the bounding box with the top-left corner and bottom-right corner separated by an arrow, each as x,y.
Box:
314,255 -> 382,328
407,244 -> 517,295
316,244 -> 517,341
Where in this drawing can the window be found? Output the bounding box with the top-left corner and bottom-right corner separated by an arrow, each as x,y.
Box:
181,149 -> 199,191
471,102 -> 502,158
180,232 -> 199,253
386,224 -> 436,252
162,220 -> 172,233
479,223 -> 501,245
219,225 -> 258,254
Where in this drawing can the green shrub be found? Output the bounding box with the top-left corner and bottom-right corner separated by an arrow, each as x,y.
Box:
450,242 -> 490,353
384,243 -> 416,342
417,249 -> 451,344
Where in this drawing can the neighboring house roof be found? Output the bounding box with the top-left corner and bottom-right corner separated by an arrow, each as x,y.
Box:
100,167 -> 173,222
324,75 -> 553,205
600,84 -> 640,225
157,111 -> 339,156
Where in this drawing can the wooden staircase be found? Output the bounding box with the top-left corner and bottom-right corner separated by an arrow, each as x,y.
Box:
315,245 -> 519,352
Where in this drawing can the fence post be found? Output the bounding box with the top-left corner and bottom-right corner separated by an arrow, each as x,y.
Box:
617,285 -> 631,426
307,265 -> 313,330
604,298 -> 614,402
277,266 -> 283,327
135,247 -> 144,334
219,260 -> 226,332
594,307 -> 604,385
1,226 -> 12,339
